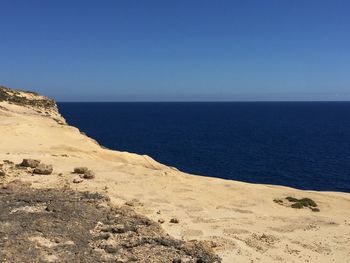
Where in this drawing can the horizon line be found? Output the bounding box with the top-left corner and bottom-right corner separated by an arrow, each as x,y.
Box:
57,100 -> 350,103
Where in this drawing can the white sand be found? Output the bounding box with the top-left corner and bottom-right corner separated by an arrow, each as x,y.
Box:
1,90 -> 350,262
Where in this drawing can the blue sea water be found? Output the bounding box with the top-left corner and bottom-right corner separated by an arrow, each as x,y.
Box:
58,102 -> 350,193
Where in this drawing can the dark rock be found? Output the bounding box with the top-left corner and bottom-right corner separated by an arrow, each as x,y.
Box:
99,232 -> 110,240
73,178 -> 83,184
0,170 -> 5,177
83,170 -> 95,179
105,245 -> 119,254
74,167 -> 88,174
112,224 -> 126,233
33,164 -> 53,175
158,218 -> 165,224
170,218 -> 179,224
20,159 -> 40,168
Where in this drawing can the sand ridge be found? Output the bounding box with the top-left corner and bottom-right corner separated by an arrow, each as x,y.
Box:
1,86 -> 350,262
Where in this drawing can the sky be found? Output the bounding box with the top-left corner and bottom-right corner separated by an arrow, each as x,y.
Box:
0,0 -> 349,101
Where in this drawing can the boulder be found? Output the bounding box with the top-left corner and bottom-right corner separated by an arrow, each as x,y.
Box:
20,159 -> 40,168
83,170 -> 95,179
74,167 -> 88,174
0,170 -> 5,177
33,164 -> 53,175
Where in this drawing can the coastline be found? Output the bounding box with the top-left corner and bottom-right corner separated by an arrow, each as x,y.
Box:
1,86 -> 350,262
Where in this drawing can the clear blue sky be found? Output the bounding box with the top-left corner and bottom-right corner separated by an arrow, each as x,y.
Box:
0,0 -> 349,101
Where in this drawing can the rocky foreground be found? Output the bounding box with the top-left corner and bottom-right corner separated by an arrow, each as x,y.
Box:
0,180 -> 219,263
0,85 -> 350,263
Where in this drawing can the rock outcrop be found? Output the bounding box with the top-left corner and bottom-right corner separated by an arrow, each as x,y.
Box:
0,85 -> 66,125
0,85 -> 56,110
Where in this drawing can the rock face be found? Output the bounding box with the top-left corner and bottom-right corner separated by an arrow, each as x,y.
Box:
33,164 -> 53,175
20,159 -> 40,168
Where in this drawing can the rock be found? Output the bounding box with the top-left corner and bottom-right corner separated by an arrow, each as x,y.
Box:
83,170 -> 95,179
73,178 -> 83,184
99,232 -> 110,240
0,170 -> 5,177
170,218 -> 179,224
73,167 -> 88,174
20,159 -> 40,168
105,245 -> 118,254
33,164 -> 53,175
112,224 -> 126,234
158,218 -> 165,224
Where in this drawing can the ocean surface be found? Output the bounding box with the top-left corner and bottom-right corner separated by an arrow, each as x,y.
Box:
58,102 -> 350,193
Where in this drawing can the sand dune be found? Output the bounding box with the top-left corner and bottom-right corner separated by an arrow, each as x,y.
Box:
1,86 -> 349,262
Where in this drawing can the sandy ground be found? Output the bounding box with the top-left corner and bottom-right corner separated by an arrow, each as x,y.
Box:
1,92 -> 350,262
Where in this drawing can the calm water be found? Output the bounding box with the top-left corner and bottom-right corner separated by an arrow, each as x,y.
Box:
58,102 -> 350,192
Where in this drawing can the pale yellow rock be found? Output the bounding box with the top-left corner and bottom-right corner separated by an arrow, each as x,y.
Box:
0,88 -> 350,263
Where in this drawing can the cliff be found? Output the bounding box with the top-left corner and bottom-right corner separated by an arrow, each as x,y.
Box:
0,85 -> 349,263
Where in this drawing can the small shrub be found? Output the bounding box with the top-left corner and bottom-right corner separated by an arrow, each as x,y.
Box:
299,198 -> 317,207
285,196 -> 319,211
273,199 -> 283,204
291,203 -> 304,209
286,196 -> 299,202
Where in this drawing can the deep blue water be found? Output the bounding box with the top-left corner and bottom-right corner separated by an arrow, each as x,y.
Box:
58,102 -> 350,193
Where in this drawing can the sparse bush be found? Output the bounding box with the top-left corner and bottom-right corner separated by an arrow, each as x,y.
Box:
298,198 -> 317,207
291,203 -> 304,209
285,196 -> 319,211
286,197 -> 299,202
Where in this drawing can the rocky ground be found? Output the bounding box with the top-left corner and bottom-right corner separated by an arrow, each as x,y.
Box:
0,170 -> 220,263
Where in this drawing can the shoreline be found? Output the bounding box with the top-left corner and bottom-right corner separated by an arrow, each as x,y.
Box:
1,86 -> 350,262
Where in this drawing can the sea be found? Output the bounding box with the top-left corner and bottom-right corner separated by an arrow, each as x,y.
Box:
58,102 -> 350,193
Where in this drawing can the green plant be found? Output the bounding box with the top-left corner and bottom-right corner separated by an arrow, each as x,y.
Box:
285,196 -> 319,211
286,196 -> 299,202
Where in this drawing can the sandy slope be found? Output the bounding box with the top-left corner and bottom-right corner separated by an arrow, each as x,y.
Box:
0,88 -> 349,262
